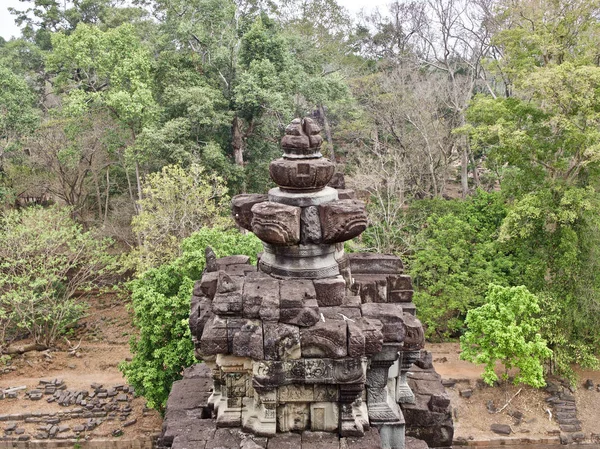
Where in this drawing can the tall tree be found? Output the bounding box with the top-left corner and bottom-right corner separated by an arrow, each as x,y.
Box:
47,23 -> 158,208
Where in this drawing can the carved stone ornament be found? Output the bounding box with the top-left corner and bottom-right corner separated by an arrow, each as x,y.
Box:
320,199 -> 368,244
269,158 -> 335,192
231,193 -> 268,230
250,202 -> 301,245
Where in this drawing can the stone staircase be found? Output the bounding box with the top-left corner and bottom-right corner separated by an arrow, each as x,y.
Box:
545,379 -> 584,444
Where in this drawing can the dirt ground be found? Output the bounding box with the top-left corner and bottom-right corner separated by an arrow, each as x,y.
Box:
429,342 -> 600,443
0,293 -> 162,441
2,296 -> 600,444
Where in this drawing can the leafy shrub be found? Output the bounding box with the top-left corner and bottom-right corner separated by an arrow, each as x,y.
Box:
460,284 -> 552,387
0,206 -> 115,350
409,191 -> 513,339
120,227 -> 262,411
130,163 -> 231,273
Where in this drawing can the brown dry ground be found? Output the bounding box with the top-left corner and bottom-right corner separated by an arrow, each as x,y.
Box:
0,293 -> 162,441
2,296 -> 600,445
429,342 -> 600,444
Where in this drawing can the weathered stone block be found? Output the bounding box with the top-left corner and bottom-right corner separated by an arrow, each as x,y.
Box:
253,361 -> 286,390
349,253 -> 404,274
428,394 -> 450,413
342,428 -> 383,449
310,402 -> 339,432
265,432 -> 301,449
300,320 -> 347,358
401,302 -> 417,316
352,275 -> 387,303
284,359 -> 307,383
279,301 -> 320,327
387,274 -> 413,291
197,271 -> 219,300
223,264 -> 256,277
333,358 -> 366,384
314,385 -> 339,402
205,428 -> 243,448
389,290 -> 414,303
217,271 -> 243,294
243,277 -> 280,319
343,295 -> 362,308
313,276 -> 346,307
347,318 -> 384,358
277,384 -> 314,402
213,291 -> 243,316
200,316 -> 228,356
279,280 -> 316,308
320,200 -> 367,244
263,323 -> 301,360
300,206 -> 322,244
337,189 -> 356,200
361,303 -> 406,343
232,194 -> 268,230
259,292 -> 280,322
251,202 -> 301,245
320,306 -> 361,321
227,319 -> 245,353
216,255 -> 251,270
402,313 -> 425,350
276,403 -> 309,432
328,172 -> 346,189
232,320 -> 264,360
190,294 -> 213,341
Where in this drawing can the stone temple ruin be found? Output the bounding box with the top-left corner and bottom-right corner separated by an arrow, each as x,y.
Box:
160,118 -> 453,449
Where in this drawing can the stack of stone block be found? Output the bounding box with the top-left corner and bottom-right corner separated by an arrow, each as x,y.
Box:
182,117 -> 450,449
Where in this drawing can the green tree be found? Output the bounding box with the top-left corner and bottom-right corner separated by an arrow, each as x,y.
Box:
120,228 -> 263,411
0,206 -> 115,350
460,0 -> 600,377
409,191 -> 512,339
153,0 -> 351,191
460,284 -> 552,388
47,23 -> 158,206
0,64 -> 39,204
130,163 -> 230,272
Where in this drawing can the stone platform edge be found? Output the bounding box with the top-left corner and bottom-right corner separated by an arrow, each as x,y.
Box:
453,436 -> 561,446
0,437 -> 155,449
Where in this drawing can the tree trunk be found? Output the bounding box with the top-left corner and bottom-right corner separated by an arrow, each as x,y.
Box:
469,151 -> 480,190
134,161 -> 143,203
103,167 -> 110,226
92,171 -> 103,221
461,146 -> 469,198
232,116 -> 244,167
124,167 -> 137,213
319,104 -> 334,163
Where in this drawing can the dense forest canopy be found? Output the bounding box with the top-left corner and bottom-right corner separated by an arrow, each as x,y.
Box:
2,0 -> 600,406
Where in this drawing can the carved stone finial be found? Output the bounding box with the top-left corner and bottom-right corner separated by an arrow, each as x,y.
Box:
205,246 -> 217,272
280,117 -> 323,159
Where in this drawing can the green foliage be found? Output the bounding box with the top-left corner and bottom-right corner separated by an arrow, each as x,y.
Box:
0,63 -> 39,182
120,227 -> 263,411
460,284 -> 552,387
47,23 -> 158,134
0,206 -> 115,349
498,186 -> 600,376
130,164 -> 231,273
409,191 -> 513,339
